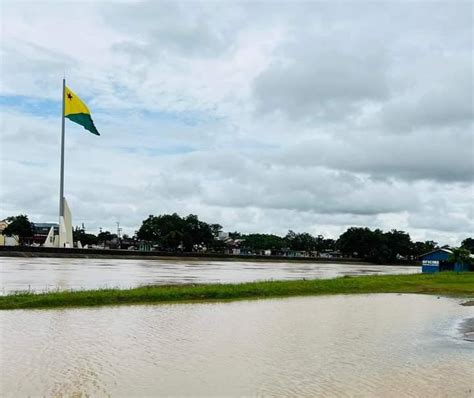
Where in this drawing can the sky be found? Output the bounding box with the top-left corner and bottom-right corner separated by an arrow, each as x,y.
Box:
0,0 -> 472,245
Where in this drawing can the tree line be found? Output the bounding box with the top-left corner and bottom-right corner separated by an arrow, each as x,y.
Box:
2,213 -> 474,263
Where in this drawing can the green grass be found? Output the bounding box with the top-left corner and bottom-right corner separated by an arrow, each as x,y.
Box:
1,273 -> 473,310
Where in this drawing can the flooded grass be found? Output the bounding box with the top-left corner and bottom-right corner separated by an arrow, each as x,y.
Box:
1,272 -> 473,310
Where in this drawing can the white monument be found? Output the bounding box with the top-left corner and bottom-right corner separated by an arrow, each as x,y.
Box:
43,226 -> 55,247
59,197 -> 73,247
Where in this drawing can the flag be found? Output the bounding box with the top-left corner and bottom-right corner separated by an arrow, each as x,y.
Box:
64,86 -> 100,136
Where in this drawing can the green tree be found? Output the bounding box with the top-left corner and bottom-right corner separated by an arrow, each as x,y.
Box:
337,227 -> 382,259
136,213 -> 183,247
412,240 -> 438,257
242,234 -> 285,251
448,247 -> 473,267
337,227 -> 405,263
384,229 -> 413,259
97,231 -> 117,247
2,215 -> 34,245
321,238 -> 336,251
208,238 -> 226,252
210,224 -> 223,237
73,226 -> 98,246
136,213 -> 221,251
461,238 -> 474,254
181,214 -> 216,251
284,230 -> 317,251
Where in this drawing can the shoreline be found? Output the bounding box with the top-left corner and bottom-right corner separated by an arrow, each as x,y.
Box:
0,246 -> 418,266
1,273 -> 472,310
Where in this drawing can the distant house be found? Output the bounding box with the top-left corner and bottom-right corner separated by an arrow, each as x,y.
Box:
420,248 -> 471,273
320,250 -> 342,259
139,242 -> 152,251
217,231 -> 229,240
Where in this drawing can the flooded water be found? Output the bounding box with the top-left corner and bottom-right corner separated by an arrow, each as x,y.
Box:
0,257 -> 419,294
1,294 -> 472,397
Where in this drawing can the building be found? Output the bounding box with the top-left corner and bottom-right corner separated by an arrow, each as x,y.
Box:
420,248 -> 471,273
32,223 -> 59,245
217,231 -> 229,240
0,220 -> 60,246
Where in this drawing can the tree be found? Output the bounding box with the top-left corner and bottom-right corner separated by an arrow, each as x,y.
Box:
461,238 -> 474,254
412,240 -> 438,257
136,213 -> 220,251
448,247 -> 473,270
228,231 -> 241,239
73,226 -> 98,246
336,227 -> 412,263
337,227 -> 381,259
208,238 -> 226,252
2,215 -> 34,245
242,234 -> 285,251
97,231 -> 117,247
321,238 -> 336,251
384,229 -> 412,259
181,214 -> 216,251
210,224 -> 223,237
314,235 -> 325,252
284,230 -> 317,251
136,214 -> 183,247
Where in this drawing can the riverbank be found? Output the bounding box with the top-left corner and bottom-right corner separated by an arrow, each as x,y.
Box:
1,273 -> 472,310
0,246 -> 417,265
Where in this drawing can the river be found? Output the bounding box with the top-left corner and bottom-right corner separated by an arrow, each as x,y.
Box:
0,257 -> 419,294
1,294 -> 472,397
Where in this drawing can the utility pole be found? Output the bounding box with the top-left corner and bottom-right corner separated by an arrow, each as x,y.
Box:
116,222 -> 122,239
116,221 -> 122,249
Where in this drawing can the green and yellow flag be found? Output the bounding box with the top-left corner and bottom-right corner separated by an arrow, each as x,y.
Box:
64,86 -> 100,136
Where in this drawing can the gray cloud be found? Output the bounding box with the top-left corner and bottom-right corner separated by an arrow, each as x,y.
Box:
276,126 -> 474,183
254,40 -> 389,121
104,1 -> 239,59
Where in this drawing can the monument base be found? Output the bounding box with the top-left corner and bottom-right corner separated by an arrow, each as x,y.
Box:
58,197 -> 74,248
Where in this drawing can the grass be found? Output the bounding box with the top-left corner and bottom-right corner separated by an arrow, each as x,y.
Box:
1,272 -> 473,310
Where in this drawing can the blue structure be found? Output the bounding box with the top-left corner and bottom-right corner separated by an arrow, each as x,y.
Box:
421,249 -> 452,273
454,262 -> 471,272
420,248 -> 472,273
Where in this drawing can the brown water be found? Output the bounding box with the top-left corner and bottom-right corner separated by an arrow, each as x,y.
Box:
1,294 -> 472,397
0,257 -> 419,294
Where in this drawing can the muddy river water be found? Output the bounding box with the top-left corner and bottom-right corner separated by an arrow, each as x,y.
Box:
1,294 -> 472,397
0,257 -> 419,294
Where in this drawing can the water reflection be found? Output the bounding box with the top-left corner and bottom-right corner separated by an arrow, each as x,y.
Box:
1,295 -> 472,397
0,257 -> 420,294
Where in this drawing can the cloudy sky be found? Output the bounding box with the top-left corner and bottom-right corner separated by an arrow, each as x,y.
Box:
0,1 -> 472,245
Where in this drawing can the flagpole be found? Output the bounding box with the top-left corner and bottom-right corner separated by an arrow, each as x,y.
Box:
59,78 -> 65,218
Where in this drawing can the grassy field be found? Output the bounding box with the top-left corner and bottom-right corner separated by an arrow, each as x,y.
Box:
1,272 -> 473,310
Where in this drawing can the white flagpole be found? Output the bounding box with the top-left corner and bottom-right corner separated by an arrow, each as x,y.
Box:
59,78 -> 65,219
